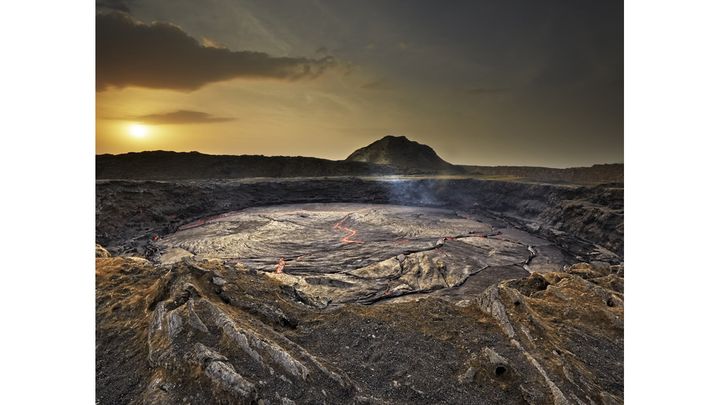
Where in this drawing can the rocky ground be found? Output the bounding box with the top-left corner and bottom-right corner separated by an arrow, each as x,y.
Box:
97,255 -> 622,404
96,177 -> 623,404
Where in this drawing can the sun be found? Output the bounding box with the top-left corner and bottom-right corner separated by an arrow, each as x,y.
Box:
128,123 -> 149,138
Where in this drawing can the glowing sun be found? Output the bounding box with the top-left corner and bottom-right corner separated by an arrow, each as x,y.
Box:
128,123 -> 149,138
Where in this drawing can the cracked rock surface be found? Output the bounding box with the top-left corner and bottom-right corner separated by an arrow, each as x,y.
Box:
155,204 -> 561,306
97,256 -> 622,404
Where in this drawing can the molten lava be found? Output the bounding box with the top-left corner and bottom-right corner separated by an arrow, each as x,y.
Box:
275,257 -> 286,273
333,215 -> 362,244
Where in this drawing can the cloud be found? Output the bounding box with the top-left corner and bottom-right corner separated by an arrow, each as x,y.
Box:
96,12 -> 336,91
200,37 -> 224,49
96,0 -> 134,13
127,110 -> 235,125
466,87 -> 510,95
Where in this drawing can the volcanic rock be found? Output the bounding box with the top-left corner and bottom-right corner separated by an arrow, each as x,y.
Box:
96,175 -> 624,403
96,243 -> 111,258
96,256 -> 622,404
96,177 -> 623,258
345,135 -> 461,173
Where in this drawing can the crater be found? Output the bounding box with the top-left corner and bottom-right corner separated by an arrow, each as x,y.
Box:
155,203 -> 569,305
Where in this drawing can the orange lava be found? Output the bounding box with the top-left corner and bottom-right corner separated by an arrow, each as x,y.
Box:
275,257 -> 286,273
333,215 -> 362,244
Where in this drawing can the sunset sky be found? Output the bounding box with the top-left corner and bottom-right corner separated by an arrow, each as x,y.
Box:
96,0 -> 622,167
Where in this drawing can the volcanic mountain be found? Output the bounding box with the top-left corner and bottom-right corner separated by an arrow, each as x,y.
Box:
96,136 -> 622,183
345,135 -> 462,173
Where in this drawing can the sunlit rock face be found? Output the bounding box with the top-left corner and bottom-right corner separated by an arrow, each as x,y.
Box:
155,204 -> 572,306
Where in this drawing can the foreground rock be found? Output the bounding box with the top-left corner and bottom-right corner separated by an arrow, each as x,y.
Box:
97,252 -> 623,404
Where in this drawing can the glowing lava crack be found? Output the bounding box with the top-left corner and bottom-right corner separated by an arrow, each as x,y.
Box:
333,214 -> 363,244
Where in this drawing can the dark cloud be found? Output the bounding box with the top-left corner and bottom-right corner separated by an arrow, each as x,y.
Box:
96,12 -> 336,91
466,87 -> 510,95
96,0 -> 135,13
129,110 -> 235,125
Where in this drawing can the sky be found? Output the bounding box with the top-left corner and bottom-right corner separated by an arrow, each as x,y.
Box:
96,0 -> 623,167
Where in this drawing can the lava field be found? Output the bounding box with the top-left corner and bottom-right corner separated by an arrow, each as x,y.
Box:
155,203 -> 572,306
96,178 -> 623,404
